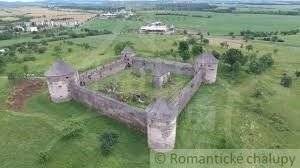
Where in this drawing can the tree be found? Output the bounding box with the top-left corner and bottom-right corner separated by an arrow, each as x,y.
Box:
231,62 -> 241,75
259,53 -> 274,68
170,49 -> 177,59
114,41 -> 133,55
222,48 -> 245,66
191,44 -> 203,57
220,42 -> 229,48
187,37 -> 197,45
296,71 -> 300,77
245,44 -> 253,51
178,41 -> 190,61
202,38 -> 209,45
280,73 -> 292,88
248,59 -> 263,74
212,50 -> 221,59
273,48 -> 279,54
229,32 -> 235,38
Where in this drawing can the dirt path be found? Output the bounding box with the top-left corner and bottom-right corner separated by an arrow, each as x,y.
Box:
207,36 -> 245,49
7,80 -> 45,111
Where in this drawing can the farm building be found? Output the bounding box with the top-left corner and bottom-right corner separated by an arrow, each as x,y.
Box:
140,22 -> 175,34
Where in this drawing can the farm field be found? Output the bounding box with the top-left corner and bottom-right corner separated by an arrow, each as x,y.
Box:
0,8 -> 300,168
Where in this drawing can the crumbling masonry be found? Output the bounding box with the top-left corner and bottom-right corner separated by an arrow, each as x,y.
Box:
45,48 -> 218,152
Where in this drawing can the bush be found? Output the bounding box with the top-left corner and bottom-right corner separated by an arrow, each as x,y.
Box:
23,56 -> 36,62
280,73 -> 292,88
99,131 -> 119,156
32,34 -> 43,39
259,53 -> 274,68
212,50 -> 221,59
248,54 -> 274,74
61,119 -> 85,139
38,150 -> 50,164
114,41 -> 134,55
295,71 -> 300,77
248,59 -> 263,74
38,47 -> 47,54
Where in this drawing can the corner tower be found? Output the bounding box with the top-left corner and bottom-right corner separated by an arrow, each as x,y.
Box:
194,53 -> 219,84
45,60 -> 79,103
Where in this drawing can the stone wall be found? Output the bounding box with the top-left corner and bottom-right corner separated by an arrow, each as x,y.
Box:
132,57 -> 194,76
70,84 -> 147,132
153,72 -> 171,88
79,60 -> 127,84
169,70 -> 204,113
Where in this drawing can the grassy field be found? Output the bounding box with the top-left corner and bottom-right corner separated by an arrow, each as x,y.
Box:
0,10 -> 300,168
139,11 -> 300,35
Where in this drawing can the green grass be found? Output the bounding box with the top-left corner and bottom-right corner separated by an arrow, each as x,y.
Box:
88,69 -> 191,108
139,10 -> 300,35
0,92 -> 148,168
0,10 -> 300,168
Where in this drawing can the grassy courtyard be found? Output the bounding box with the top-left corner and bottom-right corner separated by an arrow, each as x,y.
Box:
87,69 -> 191,108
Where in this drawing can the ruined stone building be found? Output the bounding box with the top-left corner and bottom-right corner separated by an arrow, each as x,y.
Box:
45,48 -> 218,152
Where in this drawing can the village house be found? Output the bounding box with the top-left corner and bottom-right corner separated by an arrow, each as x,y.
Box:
27,26 -> 38,32
100,9 -> 135,19
140,22 -> 175,34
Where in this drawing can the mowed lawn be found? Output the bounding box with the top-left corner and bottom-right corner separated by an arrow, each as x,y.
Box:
0,10 -> 300,168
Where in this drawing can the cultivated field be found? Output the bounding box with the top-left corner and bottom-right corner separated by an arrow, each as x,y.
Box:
0,7 -> 98,23
0,6 -> 300,168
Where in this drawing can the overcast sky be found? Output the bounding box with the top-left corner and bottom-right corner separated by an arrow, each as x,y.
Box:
0,0 -> 300,2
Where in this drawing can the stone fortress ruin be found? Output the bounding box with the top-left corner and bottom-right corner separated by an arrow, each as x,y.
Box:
45,48 -> 218,152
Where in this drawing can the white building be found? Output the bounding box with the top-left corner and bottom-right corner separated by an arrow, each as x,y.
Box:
140,22 -> 175,34
27,27 -> 38,32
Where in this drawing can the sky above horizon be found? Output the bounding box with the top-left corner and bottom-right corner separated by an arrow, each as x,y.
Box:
2,0 -> 300,2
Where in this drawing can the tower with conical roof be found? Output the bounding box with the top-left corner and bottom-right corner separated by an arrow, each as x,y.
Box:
44,60 -> 79,103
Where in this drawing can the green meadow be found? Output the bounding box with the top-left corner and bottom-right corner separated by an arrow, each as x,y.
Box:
0,10 -> 300,168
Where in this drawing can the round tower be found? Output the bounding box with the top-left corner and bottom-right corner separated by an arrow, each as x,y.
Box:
194,53 -> 219,84
146,98 -> 177,152
45,60 -> 79,103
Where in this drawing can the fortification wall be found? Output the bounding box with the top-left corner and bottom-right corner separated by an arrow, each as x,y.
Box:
70,84 -> 147,132
79,60 -> 127,84
132,57 -> 194,76
169,70 -> 204,113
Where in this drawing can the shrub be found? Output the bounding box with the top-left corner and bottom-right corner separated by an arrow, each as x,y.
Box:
280,73 -> 292,88
295,71 -> 300,77
178,41 -> 190,61
32,34 -> 43,39
23,56 -> 36,62
248,54 -> 274,74
248,59 -> 263,74
38,150 -> 50,164
212,50 -> 221,59
252,87 -> 263,98
61,119 -> 85,139
114,41 -> 134,55
38,47 -> 47,54
191,44 -> 203,57
259,53 -> 274,68
99,131 -> 119,156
